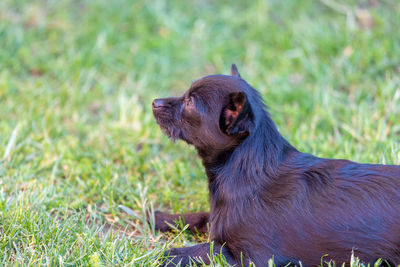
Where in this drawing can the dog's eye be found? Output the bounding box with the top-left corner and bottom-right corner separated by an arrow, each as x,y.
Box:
185,97 -> 194,107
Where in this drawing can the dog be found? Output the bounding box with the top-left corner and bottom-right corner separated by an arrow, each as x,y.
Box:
151,64 -> 400,266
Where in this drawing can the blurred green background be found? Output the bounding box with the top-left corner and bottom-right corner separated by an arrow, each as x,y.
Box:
0,0 -> 399,265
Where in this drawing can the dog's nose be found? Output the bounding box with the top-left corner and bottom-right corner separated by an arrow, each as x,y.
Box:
152,99 -> 165,109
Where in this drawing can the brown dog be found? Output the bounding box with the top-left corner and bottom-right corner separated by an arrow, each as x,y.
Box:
152,65 -> 400,266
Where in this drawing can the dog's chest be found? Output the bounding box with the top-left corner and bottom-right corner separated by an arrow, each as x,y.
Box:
209,203 -> 285,264
209,195 -> 275,242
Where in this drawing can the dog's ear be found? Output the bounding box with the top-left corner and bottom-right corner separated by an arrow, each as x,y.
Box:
220,92 -> 254,135
231,64 -> 241,78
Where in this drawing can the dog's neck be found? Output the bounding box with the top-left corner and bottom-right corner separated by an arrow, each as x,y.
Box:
198,146 -> 237,170
200,114 -> 296,189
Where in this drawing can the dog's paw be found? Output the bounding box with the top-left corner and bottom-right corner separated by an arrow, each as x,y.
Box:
146,210 -> 174,232
153,211 -> 175,232
159,249 -> 191,267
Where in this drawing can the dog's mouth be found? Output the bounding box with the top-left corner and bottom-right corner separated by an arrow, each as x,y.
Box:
152,108 -> 183,141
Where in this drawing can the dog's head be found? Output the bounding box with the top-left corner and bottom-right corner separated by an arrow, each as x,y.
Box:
152,64 -> 255,154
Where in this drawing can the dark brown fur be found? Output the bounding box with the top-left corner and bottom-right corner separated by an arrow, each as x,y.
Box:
152,65 -> 400,266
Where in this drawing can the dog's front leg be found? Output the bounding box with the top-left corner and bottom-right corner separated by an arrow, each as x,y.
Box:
160,243 -> 236,266
153,211 -> 209,234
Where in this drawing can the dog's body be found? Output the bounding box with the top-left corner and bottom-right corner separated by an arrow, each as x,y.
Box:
152,65 -> 400,266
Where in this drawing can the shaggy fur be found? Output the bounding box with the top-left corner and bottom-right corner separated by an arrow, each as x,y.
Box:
152,65 -> 400,266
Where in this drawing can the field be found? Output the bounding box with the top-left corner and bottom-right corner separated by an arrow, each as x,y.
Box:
1,0 -> 400,266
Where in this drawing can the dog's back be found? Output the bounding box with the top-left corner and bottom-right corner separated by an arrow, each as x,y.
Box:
211,150 -> 400,266
281,155 -> 400,265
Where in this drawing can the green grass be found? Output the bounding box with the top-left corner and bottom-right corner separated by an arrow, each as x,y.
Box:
1,0 -> 400,266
